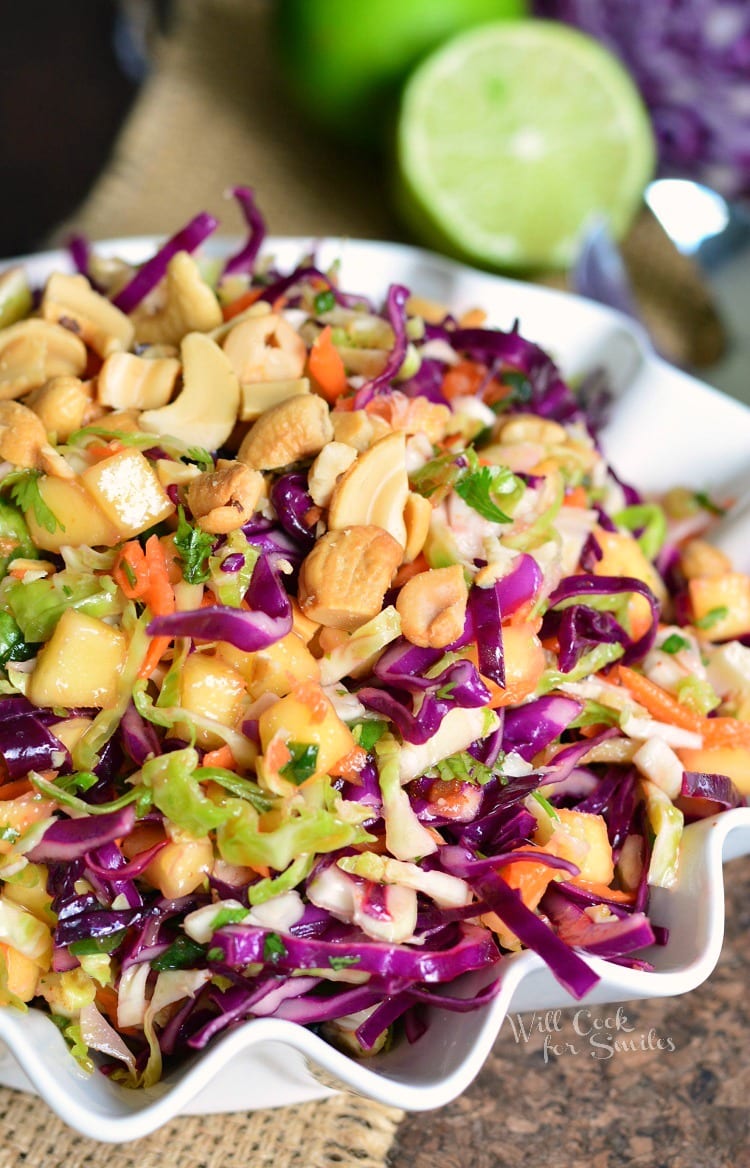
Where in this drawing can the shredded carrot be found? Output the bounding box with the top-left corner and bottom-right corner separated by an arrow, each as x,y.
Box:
203,745 -> 236,770
144,536 -> 175,616
265,737 -> 292,773
222,286 -> 264,321
112,541 -> 150,601
86,440 -> 127,462
393,554 -> 429,588
572,880 -> 636,904
563,485 -> 588,508
0,779 -> 32,801
441,359 -> 488,401
307,325 -> 348,403
137,635 -> 172,680
613,663 -> 750,748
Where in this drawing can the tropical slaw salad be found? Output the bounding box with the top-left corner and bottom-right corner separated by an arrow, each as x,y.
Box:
0,188 -> 747,1086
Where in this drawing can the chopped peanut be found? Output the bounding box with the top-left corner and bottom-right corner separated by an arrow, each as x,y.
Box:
238,393 -> 333,471
396,565 -> 468,648
298,525 -> 402,631
186,461 -> 264,534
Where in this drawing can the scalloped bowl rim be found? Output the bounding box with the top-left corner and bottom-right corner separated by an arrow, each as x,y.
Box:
0,236 -> 749,1141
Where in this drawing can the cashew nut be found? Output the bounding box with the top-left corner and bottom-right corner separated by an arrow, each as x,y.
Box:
679,538 -> 732,580
396,565 -> 468,648
97,352 -> 180,411
308,441 -> 357,507
133,252 -> 222,347
402,491 -> 433,563
237,393 -> 333,471
0,320 -> 87,400
496,414 -> 568,445
40,272 -> 134,357
330,409 -> 390,452
223,313 -> 306,384
298,525 -> 402,631
239,377 -> 311,423
25,376 -> 94,442
139,332 -> 240,451
186,461 -> 264,534
327,431 -> 409,547
0,401 -> 50,467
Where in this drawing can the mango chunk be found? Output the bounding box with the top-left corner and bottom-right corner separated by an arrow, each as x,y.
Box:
176,652 -> 247,749
677,745 -> 750,795
217,631 -> 320,701
0,942 -> 42,1003
28,608 -> 127,708
81,447 -> 174,539
689,574 -> 750,642
25,477 -> 120,552
259,682 -> 355,780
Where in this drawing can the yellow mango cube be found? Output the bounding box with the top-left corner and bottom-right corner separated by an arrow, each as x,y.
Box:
689,573 -> 750,642
0,942 -> 42,1003
28,608 -> 127,709
217,631 -> 320,701
25,477 -> 120,552
259,682 -> 355,780
81,447 -> 174,539
678,745 -> 750,795
595,529 -> 666,638
177,652 -> 247,749
537,808 -> 614,886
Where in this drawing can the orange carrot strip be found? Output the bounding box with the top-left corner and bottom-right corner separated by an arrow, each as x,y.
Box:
307,325 -> 348,403
0,779 -> 32,801
112,541 -> 149,600
144,536 -> 176,616
563,485 -> 588,508
222,287 -> 264,321
137,635 -> 172,680
441,359 -> 487,401
613,665 -> 704,734
203,745 -> 236,769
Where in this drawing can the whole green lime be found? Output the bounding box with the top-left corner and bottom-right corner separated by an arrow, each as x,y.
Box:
273,0 -> 527,144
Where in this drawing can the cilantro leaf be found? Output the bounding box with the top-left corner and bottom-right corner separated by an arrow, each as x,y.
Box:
174,506 -> 215,584
185,446 -> 215,472
352,719 -> 388,752
328,954 -> 361,971
314,289 -> 336,315
151,935 -> 206,971
280,742 -> 319,785
263,933 -> 288,964
454,463 -> 517,523
694,490 -> 726,517
3,470 -> 64,534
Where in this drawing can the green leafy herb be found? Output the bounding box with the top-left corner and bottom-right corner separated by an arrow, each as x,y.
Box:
694,490 -> 726,517
661,633 -> 691,655
695,606 -> 729,630
69,929 -> 127,957
328,955 -> 361,971
151,935 -> 206,972
0,611 -> 33,668
279,742 -> 319,786
410,450 -> 464,502
0,825 -> 19,844
210,905 -> 250,930
174,506 -> 215,584
351,719 -> 389,752
185,446 -> 215,472
263,933 -> 288,964
3,470 -> 63,534
314,289 -> 336,315
455,462 -> 517,523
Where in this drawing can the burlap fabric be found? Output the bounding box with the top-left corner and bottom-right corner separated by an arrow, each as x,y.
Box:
0,1086 -> 401,1165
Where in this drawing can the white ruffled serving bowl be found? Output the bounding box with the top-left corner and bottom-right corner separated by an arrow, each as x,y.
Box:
2,238 -> 750,1142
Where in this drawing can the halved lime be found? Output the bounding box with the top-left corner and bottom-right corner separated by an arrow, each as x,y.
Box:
395,21 -> 655,271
